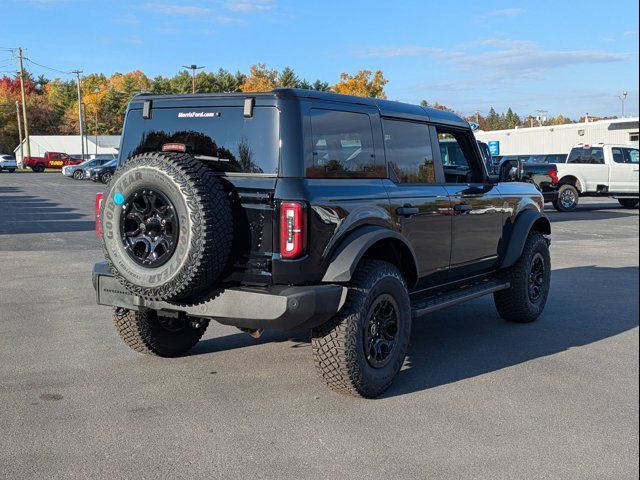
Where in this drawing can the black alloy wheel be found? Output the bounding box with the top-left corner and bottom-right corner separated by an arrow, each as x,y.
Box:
364,294 -> 399,369
120,189 -> 179,268
528,252 -> 545,303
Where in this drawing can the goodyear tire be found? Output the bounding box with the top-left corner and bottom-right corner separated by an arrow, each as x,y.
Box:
494,231 -> 550,323
101,152 -> 233,301
113,307 -> 208,357
311,260 -> 411,398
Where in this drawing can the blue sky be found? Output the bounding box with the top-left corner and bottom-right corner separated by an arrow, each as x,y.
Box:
2,0 -> 638,118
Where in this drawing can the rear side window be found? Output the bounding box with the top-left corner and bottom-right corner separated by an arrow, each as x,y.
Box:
567,147 -> 604,164
307,109 -> 381,178
382,119 -> 435,183
119,106 -> 279,174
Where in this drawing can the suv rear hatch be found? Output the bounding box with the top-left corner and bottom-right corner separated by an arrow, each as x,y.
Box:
117,100 -> 280,285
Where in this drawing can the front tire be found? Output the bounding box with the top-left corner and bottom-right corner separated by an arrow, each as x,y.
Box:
494,231 -> 551,323
618,198 -> 639,209
101,172 -> 112,184
113,307 -> 208,357
552,184 -> 579,212
73,170 -> 84,180
311,260 -> 411,398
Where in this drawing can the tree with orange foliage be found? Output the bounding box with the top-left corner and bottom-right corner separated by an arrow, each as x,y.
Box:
331,70 -> 387,99
240,63 -> 279,92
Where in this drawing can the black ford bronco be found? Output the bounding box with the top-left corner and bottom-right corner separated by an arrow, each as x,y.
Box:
93,89 -> 551,398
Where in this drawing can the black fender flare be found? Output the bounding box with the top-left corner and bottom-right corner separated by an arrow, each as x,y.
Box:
321,226 -> 419,288
500,209 -> 551,269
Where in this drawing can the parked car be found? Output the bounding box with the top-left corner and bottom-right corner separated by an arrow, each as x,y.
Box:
23,151 -> 83,172
88,159 -> 116,184
498,159 -> 559,203
0,154 -> 17,173
93,89 -> 551,398
62,158 -> 112,180
552,143 -> 639,211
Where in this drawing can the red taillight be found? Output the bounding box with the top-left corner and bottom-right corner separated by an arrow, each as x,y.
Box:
548,169 -> 559,185
95,192 -> 104,237
279,201 -> 306,259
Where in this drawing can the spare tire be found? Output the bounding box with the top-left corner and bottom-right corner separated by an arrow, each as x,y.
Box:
101,152 -> 233,301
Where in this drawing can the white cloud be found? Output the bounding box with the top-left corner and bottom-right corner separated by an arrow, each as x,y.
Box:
222,0 -> 274,13
354,45 -> 447,58
141,3 -> 210,16
113,14 -> 139,25
475,7 -> 526,22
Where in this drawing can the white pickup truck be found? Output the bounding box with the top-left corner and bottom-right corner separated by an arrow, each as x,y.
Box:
553,143 -> 639,211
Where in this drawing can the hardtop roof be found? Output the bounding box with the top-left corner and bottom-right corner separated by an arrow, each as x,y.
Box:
130,88 -> 468,128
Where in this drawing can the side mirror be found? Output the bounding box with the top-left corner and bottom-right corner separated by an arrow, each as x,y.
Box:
487,174 -> 499,184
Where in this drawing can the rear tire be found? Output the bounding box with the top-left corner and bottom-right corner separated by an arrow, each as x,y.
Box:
311,260 -> 411,398
113,307 -> 208,357
32,163 -> 45,173
552,184 -> 579,212
8,168 -> 15,173
618,198 -> 639,208
494,231 -> 550,323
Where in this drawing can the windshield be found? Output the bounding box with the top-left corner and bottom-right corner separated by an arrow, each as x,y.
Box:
119,106 -> 280,174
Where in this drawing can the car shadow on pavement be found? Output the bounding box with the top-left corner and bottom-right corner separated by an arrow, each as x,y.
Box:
192,329 -> 309,356
545,205 -> 638,223
0,190 -> 95,235
385,265 -> 639,398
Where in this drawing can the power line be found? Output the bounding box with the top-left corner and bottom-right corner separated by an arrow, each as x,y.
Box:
24,57 -> 72,75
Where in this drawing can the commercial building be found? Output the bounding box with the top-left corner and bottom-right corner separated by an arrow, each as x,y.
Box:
13,135 -> 120,166
474,117 -> 639,156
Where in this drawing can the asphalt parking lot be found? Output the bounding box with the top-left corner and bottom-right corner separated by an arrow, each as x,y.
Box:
1,173 -> 638,479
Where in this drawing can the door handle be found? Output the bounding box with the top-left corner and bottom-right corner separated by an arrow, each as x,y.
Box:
396,205 -> 419,217
453,203 -> 472,213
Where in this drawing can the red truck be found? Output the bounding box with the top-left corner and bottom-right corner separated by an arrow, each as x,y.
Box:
23,152 -> 83,172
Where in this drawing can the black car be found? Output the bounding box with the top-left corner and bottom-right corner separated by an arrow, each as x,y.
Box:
89,159 -> 116,184
93,89 -> 551,398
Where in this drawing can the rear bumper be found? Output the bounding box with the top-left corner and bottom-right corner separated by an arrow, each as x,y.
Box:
92,262 -> 347,331
542,191 -> 557,203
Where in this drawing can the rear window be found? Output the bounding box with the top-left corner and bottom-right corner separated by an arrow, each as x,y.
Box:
567,147 -> 604,164
119,106 -> 279,174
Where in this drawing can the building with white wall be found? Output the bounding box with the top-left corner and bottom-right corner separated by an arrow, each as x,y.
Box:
13,135 -> 120,165
474,117 -> 639,156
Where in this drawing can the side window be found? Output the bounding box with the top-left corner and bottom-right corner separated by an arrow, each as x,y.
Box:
307,109 -> 379,178
382,119 -> 435,183
436,128 -> 483,183
612,148 -> 625,163
623,148 -> 639,164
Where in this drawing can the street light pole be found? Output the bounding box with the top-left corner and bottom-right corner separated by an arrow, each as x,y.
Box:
618,91 -> 628,118
182,64 -> 205,93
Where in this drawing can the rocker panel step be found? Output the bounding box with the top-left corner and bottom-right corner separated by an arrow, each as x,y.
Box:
411,279 -> 510,319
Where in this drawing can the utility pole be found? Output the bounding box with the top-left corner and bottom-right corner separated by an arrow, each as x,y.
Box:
17,48 -> 31,160
182,64 -> 205,93
71,70 -> 85,160
15,101 -> 24,163
618,91 -> 628,117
